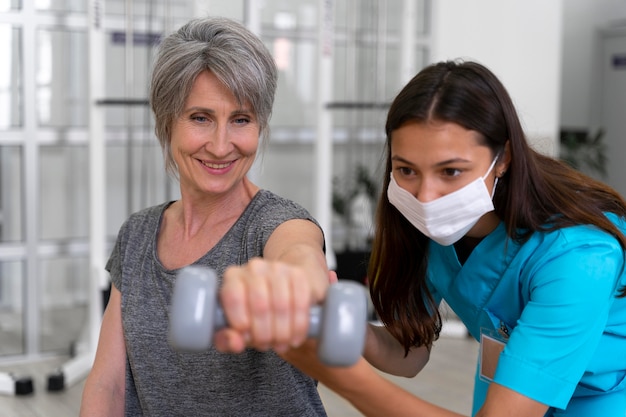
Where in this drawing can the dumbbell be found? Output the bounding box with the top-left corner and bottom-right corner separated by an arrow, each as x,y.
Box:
168,265 -> 368,366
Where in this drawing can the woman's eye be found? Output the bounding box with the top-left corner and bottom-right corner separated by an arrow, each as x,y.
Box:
442,168 -> 462,177
191,115 -> 208,123
397,167 -> 414,176
233,117 -> 250,125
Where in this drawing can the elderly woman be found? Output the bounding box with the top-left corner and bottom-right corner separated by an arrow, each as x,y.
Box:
80,16 -> 330,417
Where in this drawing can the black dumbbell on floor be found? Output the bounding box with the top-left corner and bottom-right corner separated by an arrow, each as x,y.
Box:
168,265 -> 368,366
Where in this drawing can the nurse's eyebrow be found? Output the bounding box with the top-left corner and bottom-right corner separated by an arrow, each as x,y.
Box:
433,157 -> 472,167
391,155 -> 471,166
391,155 -> 413,164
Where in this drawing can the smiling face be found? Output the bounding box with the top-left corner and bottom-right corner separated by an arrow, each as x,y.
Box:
170,70 -> 259,198
390,120 -> 506,237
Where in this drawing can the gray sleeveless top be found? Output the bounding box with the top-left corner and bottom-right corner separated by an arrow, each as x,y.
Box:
106,190 -> 328,417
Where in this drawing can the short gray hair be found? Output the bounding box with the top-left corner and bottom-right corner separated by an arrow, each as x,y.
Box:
150,16 -> 278,176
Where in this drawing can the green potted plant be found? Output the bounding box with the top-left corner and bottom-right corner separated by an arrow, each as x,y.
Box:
559,128 -> 607,178
332,164 -> 377,284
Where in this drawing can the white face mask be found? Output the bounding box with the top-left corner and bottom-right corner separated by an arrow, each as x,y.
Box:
387,156 -> 499,246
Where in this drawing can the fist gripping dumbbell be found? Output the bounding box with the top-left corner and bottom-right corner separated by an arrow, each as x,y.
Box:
168,265 -> 368,366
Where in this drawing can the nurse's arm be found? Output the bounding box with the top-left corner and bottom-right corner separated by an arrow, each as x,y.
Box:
282,343 -> 465,417
476,383 -> 549,417
364,322 -> 430,377
283,342 -> 549,417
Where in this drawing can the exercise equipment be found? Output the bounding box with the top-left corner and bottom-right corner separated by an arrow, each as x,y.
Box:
46,354 -> 94,392
169,265 -> 368,367
0,373 -> 33,396
44,0 -> 107,391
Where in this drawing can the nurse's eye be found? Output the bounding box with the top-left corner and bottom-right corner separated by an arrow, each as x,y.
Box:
442,167 -> 462,178
397,166 -> 415,177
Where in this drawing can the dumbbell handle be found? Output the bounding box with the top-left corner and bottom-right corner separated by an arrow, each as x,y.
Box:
169,265 -> 367,366
192,299 -> 323,338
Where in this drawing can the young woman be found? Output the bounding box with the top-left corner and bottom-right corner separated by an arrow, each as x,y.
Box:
284,60 -> 626,417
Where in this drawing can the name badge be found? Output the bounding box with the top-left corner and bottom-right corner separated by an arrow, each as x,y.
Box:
479,327 -> 508,383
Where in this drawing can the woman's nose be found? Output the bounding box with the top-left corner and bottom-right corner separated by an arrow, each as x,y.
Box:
205,125 -> 231,156
415,179 -> 439,203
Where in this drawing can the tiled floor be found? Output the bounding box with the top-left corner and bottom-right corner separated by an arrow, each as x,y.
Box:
0,334 -> 478,417
318,334 -> 477,416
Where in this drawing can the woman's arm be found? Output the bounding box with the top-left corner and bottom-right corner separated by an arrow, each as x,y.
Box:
477,384 -> 548,417
262,218 -> 329,301
216,218 -> 329,353
80,287 -> 127,417
365,323 -> 430,377
283,341 -> 549,417
283,341 -> 464,417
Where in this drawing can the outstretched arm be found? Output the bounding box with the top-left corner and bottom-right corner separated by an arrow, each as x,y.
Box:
215,218 -> 329,353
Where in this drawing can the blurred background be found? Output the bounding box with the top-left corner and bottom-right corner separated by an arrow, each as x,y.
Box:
0,0 -> 624,391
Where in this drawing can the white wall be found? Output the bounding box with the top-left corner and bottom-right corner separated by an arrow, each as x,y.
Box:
431,0 -> 563,156
595,30 -> 626,198
560,0 -> 626,130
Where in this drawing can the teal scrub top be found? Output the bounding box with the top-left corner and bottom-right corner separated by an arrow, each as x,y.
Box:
427,214 -> 626,416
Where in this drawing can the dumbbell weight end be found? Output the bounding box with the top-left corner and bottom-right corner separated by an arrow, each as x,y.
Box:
168,266 -> 225,352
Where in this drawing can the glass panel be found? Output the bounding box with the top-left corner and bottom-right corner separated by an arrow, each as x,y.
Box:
36,28 -> 88,128
0,25 -> 22,129
415,0 -> 429,36
331,41 -> 390,130
383,0 -> 429,37
105,0 -> 192,19
414,46 -> 429,74
39,257 -> 88,353
40,145 -> 88,240
39,141 -> 173,242
267,0 -> 428,131
106,141 -> 176,236
0,0 -> 21,11
103,27 -> 157,129
270,37 -> 317,129
0,261 -> 25,356
383,45 -> 430,99
0,146 -> 23,242
262,0 -> 318,31
35,0 -> 85,13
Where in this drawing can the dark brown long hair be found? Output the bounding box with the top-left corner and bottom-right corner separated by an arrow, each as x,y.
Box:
369,60 -> 626,355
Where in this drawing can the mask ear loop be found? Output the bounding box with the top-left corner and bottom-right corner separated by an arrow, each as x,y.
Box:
490,177 -> 499,198
484,152 -> 501,198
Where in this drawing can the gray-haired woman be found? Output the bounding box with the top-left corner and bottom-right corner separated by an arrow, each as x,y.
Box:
80,16 -> 330,417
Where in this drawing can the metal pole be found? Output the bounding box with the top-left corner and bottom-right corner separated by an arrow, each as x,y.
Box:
400,0 -> 417,84
88,0 -> 106,358
315,0 -> 335,268
125,0 -> 135,215
23,0 -> 40,357
244,0 -> 262,35
244,0 -> 263,184
376,0 -> 388,100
